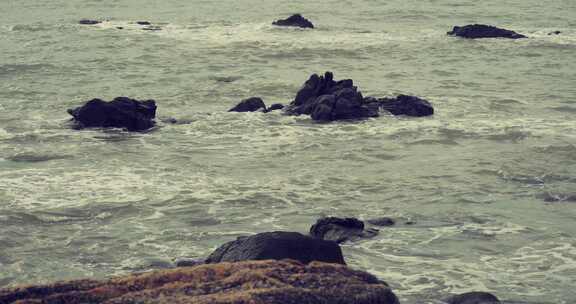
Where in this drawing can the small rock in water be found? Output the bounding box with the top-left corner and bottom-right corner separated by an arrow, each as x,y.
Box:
376,94 -> 434,117
229,97 -> 267,112
444,291 -> 501,304
310,217 -> 379,243
265,103 -> 285,112
447,24 -> 526,39
79,19 -> 101,25
367,217 -> 396,227
548,30 -> 561,35
174,258 -> 204,267
273,14 -> 314,29
142,26 -> 162,31
67,97 -> 157,132
205,231 -> 345,265
136,21 -> 152,25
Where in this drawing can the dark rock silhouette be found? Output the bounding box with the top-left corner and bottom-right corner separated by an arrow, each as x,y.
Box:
205,231 -> 346,265
0,260 -> 399,304
136,21 -> 151,25
444,292 -> 501,304
79,19 -> 101,25
548,30 -> 561,35
448,24 -> 526,39
67,97 -> 157,131
174,258 -> 204,267
273,14 -> 314,29
285,72 -> 379,122
229,97 -> 267,112
376,94 -> 434,117
266,103 -> 285,112
310,217 -> 379,243
367,217 -> 396,227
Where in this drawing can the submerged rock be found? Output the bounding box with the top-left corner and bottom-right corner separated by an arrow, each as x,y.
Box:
0,260 -> 399,304
448,24 -> 526,39
136,21 -> 152,25
79,19 -> 101,25
265,103 -> 285,112
228,97 -> 267,112
376,94 -> 434,117
67,97 -> 157,131
548,30 -> 561,35
285,72 -> 379,121
310,217 -> 378,243
273,14 -> 314,29
367,217 -> 396,227
444,292 -> 501,304
205,231 -> 345,265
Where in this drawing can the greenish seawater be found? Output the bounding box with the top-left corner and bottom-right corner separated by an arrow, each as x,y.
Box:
0,0 -> 575,303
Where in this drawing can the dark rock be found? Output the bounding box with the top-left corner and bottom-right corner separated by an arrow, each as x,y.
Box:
376,94 -> 434,117
205,231 -> 345,265
273,14 -> 314,29
136,21 -> 151,25
444,292 -> 501,304
229,97 -> 267,112
265,103 -> 285,112
0,260 -> 399,304
79,19 -> 101,25
548,30 -> 561,35
67,97 -> 157,131
310,217 -> 379,243
116,26 -> 124,30
174,258 -> 205,267
367,217 -> 396,227
448,24 -> 526,39
285,72 -> 379,122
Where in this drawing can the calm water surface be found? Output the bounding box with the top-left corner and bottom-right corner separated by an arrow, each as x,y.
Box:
1,0 -> 575,303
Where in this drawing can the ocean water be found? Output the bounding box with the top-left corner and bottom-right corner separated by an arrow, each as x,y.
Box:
1,0 -> 575,302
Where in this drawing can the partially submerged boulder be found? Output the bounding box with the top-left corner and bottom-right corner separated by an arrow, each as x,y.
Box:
67,97 -> 157,131
205,231 -> 345,265
367,217 -> 396,227
376,94 -> 434,117
444,291 -> 501,304
285,72 -> 379,121
79,19 -> 101,25
310,217 -> 378,243
273,14 -> 314,29
0,259 -> 400,304
448,24 -> 526,39
228,97 -> 267,112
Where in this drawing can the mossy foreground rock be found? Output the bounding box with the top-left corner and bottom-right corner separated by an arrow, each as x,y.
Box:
0,260 -> 399,304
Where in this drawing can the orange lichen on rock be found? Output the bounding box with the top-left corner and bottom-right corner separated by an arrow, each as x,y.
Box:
0,260 -> 399,304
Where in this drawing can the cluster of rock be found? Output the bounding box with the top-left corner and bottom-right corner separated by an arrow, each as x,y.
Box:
447,24 -> 526,39
230,71 -> 434,122
79,19 -> 161,31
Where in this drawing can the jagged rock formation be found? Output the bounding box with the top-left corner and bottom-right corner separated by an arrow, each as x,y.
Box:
0,260 -> 400,304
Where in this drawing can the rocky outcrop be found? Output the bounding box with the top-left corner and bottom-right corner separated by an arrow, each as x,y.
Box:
444,291 -> 501,304
376,95 -> 434,117
67,97 -> 157,131
310,217 -> 379,243
448,24 -> 526,39
0,259 -> 400,304
366,217 -> 396,227
272,14 -> 314,29
285,72 -> 380,121
205,231 -> 345,265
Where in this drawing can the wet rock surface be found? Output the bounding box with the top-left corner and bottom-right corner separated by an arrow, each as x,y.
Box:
67,97 -> 157,131
377,94 -> 434,117
79,19 -> 101,25
228,97 -> 267,112
448,24 -> 526,39
310,217 -> 379,243
272,14 -> 314,29
444,291 -> 501,304
205,231 -> 345,265
0,260 -> 399,304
